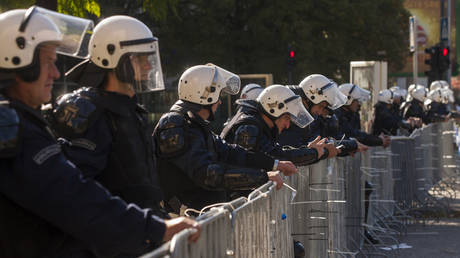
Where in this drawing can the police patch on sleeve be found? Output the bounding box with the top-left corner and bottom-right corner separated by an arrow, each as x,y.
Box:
33,144 -> 61,165
0,96 -> 20,158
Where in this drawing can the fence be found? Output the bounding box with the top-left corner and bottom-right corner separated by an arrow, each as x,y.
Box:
143,121 -> 458,258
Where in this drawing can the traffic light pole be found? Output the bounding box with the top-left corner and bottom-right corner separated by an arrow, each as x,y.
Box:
410,16 -> 418,85
441,0 -> 452,84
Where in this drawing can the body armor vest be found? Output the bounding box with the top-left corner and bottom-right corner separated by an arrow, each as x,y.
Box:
54,89 -> 163,210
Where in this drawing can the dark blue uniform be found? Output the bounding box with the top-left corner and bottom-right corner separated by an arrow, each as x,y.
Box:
426,101 -> 449,123
278,112 -> 358,156
220,100 -> 322,164
372,102 -> 405,135
51,87 -> 165,217
335,107 -> 383,146
154,100 -> 274,211
403,99 -> 429,125
0,94 -> 165,257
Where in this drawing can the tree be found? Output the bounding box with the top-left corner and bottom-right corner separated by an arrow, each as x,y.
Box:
154,0 -> 410,84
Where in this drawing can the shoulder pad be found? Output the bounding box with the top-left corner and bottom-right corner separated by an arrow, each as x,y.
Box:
155,112 -> 187,158
157,112 -> 186,129
234,124 -> 260,150
0,95 -> 20,158
52,88 -> 100,138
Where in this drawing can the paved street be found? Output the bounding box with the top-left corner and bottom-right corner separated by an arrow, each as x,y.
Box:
399,218 -> 460,258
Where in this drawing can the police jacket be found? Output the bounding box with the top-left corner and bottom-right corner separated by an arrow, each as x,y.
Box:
51,87 -> 164,215
277,111 -> 358,157
372,102 -> 403,136
426,101 -> 449,123
220,100 -> 322,165
335,107 -> 383,147
403,99 -> 429,124
154,100 -> 273,211
0,95 -> 165,257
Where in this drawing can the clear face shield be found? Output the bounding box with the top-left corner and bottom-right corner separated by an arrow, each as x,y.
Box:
349,85 -> 371,103
128,44 -> 165,93
320,81 -> 347,110
209,64 -> 241,96
34,6 -> 93,58
284,95 -> 314,128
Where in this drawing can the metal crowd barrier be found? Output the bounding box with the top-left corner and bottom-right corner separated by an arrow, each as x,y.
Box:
143,121 -> 458,258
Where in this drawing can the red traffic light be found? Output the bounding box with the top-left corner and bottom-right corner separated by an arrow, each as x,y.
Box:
290,51 -> 295,58
443,47 -> 448,56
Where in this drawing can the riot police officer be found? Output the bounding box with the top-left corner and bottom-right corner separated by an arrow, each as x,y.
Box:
403,85 -> 429,125
0,7 -> 199,257
51,16 -> 168,216
221,84 -> 333,163
373,89 -> 412,135
153,64 -> 297,212
337,83 -> 391,147
278,74 -> 366,156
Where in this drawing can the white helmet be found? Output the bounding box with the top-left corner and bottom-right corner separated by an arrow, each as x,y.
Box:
427,88 -> 443,103
389,86 -> 405,100
377,89 -> 394,104
408,84 -> 417,94
338,83 -> 371,105
88,15 -> 164,92
299,74 -> 347,110
0,7 -> 62,70
440,80 -> 450,88
257,85 -> 314,128
240,83 -> 263,100
178,64 -> 240,105
441,87 -> 454,104
411,86 -> 427,102
0,6 -> 93,72
430,80 -> 443,91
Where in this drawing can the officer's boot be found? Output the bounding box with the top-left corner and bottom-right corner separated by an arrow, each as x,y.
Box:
293,240 -> 305,258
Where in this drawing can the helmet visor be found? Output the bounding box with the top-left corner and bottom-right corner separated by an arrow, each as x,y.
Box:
285,96 -> 314,128
210,65 -> 240,96
321,82 -> 347,109
349,85 -> 371,103
127,50 -> 165,93
35,7 -> 93,58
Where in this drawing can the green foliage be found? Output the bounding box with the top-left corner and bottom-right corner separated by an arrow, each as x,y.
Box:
153,0 -> 410,84
142,0 -> 179,21
0,0 -> 34,11
1,0 -> 409,84
58,0 -> 100,18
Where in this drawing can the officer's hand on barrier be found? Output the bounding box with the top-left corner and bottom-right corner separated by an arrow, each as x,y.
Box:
379,133 -> 391,148
163,217 -> 201,243
324,143 -> 339,158
267,171 -> 283,190
308,136 -> 326,158
277,160 -> 298,176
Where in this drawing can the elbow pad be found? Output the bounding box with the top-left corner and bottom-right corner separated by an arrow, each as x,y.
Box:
282,146 -> 319,166
204,164 -> 268,190
0,98 -> 20,158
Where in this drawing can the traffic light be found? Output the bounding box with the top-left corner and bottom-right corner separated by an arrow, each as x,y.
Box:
425,45 -> 440,83
438,45 -> 450,74
288,49 -> 296,68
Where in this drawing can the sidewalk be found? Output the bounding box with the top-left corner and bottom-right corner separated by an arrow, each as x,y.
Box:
397,218 -> 460,258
